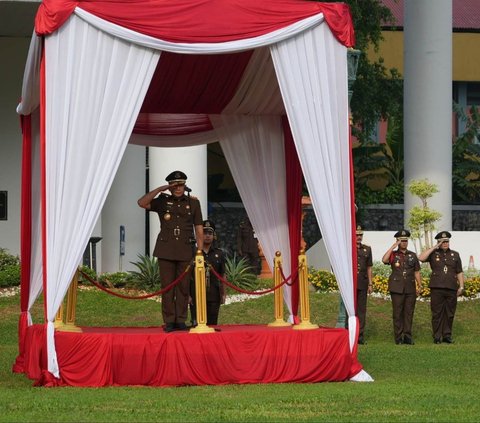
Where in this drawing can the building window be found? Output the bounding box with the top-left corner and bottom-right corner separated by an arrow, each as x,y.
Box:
467,82 -> 480,106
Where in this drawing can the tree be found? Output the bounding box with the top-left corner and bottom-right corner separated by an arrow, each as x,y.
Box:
406,179 -> 442,252
321,0 -> 404,208
320,0 -> 403,142
452,103 -> 480,204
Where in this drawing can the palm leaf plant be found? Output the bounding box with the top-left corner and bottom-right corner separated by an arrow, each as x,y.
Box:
224,254 -> 258,292
129,254 -> 161,290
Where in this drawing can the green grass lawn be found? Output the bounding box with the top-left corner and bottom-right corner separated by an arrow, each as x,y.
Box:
1,288 -> 480,422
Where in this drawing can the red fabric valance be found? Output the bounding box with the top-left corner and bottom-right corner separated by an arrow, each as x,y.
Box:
35,0 -> 354,47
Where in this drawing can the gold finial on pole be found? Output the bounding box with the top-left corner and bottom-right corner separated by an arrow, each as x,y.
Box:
190,250 -> 214,334
293,248 -> 318,330
268,251 -> 290,327
57,269 -> 82,332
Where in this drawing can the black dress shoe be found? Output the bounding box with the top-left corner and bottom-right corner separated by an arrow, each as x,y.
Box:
395,338 -> 404,345
403,336 -> 415,345
434,338 -> 442,344
357,336 -> 365,345
164,323 -> 175,333
176,322 -> 188,331
442,336 -> 454,344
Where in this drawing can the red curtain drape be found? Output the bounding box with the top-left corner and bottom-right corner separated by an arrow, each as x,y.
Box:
349,122 -> 358,305
40,42 -> 48,320
35,0 -> 354,47
283,117 -> 302,319
140,51 -> 253,114
12,115 -> 33,373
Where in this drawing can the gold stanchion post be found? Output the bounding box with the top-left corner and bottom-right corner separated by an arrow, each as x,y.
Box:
54,303 -> 64,328
293,248 -> 318,330
190,250 -> 214,334
57,269 -> 82,332
268,251 -> 290,327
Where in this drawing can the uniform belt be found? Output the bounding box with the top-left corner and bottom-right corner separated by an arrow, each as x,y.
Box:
174,228 -> 180,236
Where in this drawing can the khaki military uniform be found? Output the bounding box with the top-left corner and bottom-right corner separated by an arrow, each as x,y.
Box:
387,249 -> 420,343
150,193 -> 203,324
426,248 -> 463,340
357,243 -> 373,339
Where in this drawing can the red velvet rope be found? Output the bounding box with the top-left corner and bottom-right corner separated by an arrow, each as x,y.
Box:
209,266 -> 292,295
79,266 -> 191,300
279,266 -> 298,287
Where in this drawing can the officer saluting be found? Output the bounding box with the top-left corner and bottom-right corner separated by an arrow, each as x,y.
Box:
382,229 -> 422,345
419,231 -> 464,344
138,170 -> 203,332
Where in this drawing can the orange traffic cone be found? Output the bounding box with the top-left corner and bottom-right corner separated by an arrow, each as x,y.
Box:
468,255 -> 475,270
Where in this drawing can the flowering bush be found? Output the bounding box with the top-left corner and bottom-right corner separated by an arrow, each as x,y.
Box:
309,261 -> 480,299
0,248 -> 20,288
308,268 -> 338,292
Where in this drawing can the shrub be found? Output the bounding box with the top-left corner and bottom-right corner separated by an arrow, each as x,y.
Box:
308,268 -> 338,292
309,261 -> 480,299
224,254 -> 258,292
465,276 -> 480,298
0,264 -> 21,288
78,265 -> 97,284
0,248 -> 20,268
0,248 -> 21,288
98,271 -> 131,288
128,254 -> 161,291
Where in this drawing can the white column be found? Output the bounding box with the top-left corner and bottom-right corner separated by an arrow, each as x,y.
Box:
404,0 -> 452,229
101,145 -> 146,272
149,145 -> 208,256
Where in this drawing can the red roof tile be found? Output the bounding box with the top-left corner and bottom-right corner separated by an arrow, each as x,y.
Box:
381,0 -> 480,30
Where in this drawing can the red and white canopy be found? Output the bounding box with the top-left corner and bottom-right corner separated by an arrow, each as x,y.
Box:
16,0 -> 369,381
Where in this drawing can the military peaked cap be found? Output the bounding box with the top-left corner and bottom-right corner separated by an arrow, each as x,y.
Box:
435,231 -> 452,241
165,170 -> 187,183
394,229 -> 410,240
203,220 -> 216,232
356,225 -> 364,235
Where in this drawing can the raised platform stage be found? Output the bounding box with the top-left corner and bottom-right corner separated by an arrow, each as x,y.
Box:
21,324 -> 359,387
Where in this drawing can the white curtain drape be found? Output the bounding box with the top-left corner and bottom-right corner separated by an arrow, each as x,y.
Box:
16,32 -> 42,115
211,115 -> 292,316
28,109 -> 43,319
75,7 -> 324,54
44,15 -> 160,376
270,24 -> 355,346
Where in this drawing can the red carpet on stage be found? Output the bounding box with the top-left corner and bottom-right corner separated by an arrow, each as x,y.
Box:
22,324 -> 354,387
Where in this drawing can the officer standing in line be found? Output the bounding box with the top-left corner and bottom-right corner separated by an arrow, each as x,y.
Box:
419,231 -> 464,344
137,170 -> 203,332
236,216 -> 260,275
190,220 -> 226,326
356,225 -> 373,345
382,229 -> 422,345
